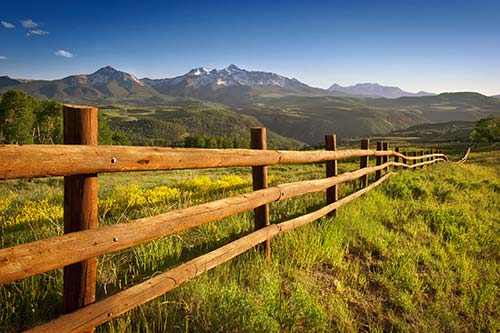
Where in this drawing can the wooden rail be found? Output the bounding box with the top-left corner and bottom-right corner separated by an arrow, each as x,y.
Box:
0,145 -> 446,180
0,105 -> 458,332
457,146 -> 472,164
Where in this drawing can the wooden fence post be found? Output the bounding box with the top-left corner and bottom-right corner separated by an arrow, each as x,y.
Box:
383,142 -> 389,173
63,105 -> 98,329
420,150 -> 424,168
325,134 -> 338,217
375,142 -> 382,179
251,128 -> 270,261
360,139 -> 369,187
394,147 -> 400,170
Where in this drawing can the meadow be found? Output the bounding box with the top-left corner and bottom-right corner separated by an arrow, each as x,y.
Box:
0,144 -> 498,332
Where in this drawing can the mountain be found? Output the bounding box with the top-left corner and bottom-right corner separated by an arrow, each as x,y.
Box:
142,64 -> 329,105
328,83 -> 434,99
492,94 -> 500,99
0,76 -> 22,89
0,66 -> 172,105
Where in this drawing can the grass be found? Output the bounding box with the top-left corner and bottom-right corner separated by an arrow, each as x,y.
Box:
0,146 -> 498,332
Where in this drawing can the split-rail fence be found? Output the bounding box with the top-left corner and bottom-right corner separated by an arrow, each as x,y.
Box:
0,105 -> 453,332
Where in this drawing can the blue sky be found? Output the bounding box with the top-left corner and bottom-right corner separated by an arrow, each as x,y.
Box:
1,0 -> 499,95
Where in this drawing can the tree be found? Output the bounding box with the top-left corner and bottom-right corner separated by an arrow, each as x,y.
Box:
33,100 -> 63,144
98,113 -> 113,145
470,116 -> 500,142
112,130 -> 131,145
0,90 -> 37,144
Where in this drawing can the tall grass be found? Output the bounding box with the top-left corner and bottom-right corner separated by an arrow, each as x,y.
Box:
0,149 -> 498,332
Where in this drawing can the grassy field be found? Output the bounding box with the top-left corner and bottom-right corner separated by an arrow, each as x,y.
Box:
0,145 -> 498,332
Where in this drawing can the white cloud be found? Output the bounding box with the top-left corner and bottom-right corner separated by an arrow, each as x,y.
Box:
55,50 -> 73,58
26,29 -> 49,36
20,19 -> 38,28
1,21 -> 15,29
0,56 -> 7,60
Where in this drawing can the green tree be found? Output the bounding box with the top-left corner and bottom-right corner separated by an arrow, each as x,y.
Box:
33,100 -> 63,144
0,90 -> 37,144
98,113 -> 113,145
112,130 -> 131,145
470,116 -> 500,142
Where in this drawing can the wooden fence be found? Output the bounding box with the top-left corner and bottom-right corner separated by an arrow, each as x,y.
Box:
0,105 -> 452,332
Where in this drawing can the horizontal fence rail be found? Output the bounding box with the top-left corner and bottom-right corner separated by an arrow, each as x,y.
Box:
1,105 -> 469,333
0,144 -> 447,180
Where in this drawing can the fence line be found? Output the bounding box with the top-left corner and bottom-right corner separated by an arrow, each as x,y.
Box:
0,145 -> 447,180
0,105 -> 462,332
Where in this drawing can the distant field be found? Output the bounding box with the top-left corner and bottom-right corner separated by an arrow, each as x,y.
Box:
0,144 -> 498,332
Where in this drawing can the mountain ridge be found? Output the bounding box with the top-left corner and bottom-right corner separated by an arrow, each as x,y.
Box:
328,82 -> 435,99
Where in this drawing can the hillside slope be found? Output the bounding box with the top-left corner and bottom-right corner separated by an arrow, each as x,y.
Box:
101,104 -> 303,149
232,93 -> 500,144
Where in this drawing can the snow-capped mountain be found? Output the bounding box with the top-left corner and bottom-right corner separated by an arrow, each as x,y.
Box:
142,64 -> 322,94
328,83 -> 435,99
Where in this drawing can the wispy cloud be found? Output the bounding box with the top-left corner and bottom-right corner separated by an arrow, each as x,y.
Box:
1,21 -> 15,29
55,50 -> 73,58
20,19 -> 38,28
26,29 -> 49,36
0,56 -> 7,60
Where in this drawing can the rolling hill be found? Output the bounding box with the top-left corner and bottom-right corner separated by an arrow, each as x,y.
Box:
231,93 -> 500,144
100,104 -> 303,149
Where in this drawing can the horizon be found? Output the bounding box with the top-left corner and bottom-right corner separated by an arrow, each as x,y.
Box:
3,63 -> 497,96
1,0 -> 499,95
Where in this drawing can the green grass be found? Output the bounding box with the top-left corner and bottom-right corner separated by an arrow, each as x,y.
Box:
0,148 -> 498,332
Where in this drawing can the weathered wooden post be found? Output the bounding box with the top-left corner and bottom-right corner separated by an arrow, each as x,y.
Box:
375,142 -> 382,179
383,142 -> 389,173
419,150 -> 424,168
63,105 -> 98,331
394,147 -> 400,170
325,134 -> 338,217
360,139 -> 369,187
251,127 -> 270,261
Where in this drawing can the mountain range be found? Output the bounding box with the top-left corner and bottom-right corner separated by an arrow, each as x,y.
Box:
1,65 -> 499,145
1,65 -> 436,102
328,83 -> 434,98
